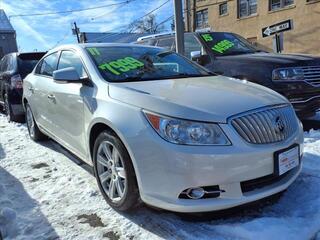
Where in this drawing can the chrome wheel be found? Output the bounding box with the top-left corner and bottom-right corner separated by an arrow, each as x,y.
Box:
96,141 -> 127,202
26,106 -> 35,138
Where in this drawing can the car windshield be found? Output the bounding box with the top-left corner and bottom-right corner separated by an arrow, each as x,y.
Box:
200,32 -> 262,56
86,46 -> 209,82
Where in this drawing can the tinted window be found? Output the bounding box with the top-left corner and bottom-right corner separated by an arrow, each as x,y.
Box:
58,51 -> 88,78
87,46 -> 209,82
39,53 -> 59,77
18,59 -> 38,75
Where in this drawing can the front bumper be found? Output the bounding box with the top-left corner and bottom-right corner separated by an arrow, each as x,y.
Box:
127,118 -> 304,213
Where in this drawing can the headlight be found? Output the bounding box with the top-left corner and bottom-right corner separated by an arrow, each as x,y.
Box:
272,68 -> 304,81
144,112 -> 231,145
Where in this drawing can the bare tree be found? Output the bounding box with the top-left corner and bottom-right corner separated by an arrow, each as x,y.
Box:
129,14 -> 165,34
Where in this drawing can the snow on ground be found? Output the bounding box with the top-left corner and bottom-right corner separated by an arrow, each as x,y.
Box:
0,114 -> 320,240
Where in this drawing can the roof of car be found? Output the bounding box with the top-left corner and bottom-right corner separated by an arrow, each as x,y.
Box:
50,43 -> 161,51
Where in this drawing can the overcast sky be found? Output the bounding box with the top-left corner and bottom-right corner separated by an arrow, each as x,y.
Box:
0,0 -> 173,52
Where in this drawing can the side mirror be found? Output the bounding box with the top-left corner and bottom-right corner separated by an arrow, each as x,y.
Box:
190,51 -> 201,61
190,51 -> 211,66
53,67 -> 82,83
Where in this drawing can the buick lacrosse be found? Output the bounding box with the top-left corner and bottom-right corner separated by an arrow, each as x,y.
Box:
23,44 -> 304,212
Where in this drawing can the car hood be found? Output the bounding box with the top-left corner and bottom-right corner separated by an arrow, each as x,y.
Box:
108,76 -> 288,123
218,52 -> 320,66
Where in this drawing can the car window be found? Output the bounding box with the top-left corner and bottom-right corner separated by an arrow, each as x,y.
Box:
0,56 -> 8,72
39,52 -> 59,77
18,59 -> 39,76
199,32 -> 260,56
185,34 -> 202,59
7,56 -> 16,72
156,38 -> 174,50
58,51 -> 88,78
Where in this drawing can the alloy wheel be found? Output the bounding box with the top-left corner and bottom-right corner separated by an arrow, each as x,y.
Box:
96,141 -> 127,202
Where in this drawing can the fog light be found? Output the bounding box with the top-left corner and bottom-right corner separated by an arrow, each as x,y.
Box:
186,187 -> 205,199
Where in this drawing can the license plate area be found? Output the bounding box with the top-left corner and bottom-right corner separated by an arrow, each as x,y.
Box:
274,144 -> 300,176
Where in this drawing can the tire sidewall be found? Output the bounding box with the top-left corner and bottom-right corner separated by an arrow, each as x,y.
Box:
93,131 -> 139,211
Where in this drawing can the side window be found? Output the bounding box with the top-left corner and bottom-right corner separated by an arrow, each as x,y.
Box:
156,38 -> 175,50
58,51 -> 88,78
184,34 -> 202,59
39,52 -> 59,77
35,60 -> 43,74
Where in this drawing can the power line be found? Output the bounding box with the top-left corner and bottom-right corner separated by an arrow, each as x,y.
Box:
88,0 -> 171,43
9,0 -> 133,18
51,30 -> 71,49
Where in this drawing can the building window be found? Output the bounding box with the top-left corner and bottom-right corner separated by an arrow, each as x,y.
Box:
238,0 -> 257,18
269,0 -> 294,10
219,2 -> 228,15
196,9 -> 208,29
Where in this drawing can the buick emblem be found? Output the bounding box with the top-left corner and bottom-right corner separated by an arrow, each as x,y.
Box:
274,116 -> 285,134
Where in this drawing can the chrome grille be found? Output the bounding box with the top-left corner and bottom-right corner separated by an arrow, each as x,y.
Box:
301,66 -> 320,86
231,105 -> 298,144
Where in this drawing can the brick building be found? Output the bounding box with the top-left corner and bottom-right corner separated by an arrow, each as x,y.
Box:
184,0 -> 320,54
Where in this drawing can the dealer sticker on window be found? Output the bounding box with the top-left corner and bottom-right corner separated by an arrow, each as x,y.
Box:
276,146 -> 300,176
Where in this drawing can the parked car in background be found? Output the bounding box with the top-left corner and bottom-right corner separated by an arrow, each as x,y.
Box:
23,43 -> 303,213
136,32 -> 320,119
0,52 -> 46,122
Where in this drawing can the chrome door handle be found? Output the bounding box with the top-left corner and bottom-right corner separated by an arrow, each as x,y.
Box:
28,87 -> 34,92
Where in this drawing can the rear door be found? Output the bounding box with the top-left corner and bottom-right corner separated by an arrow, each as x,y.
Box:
49,50 -> 87,158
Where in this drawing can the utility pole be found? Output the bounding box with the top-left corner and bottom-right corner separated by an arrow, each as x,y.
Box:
192,0 -> 196,32
173,0 -> 185,55
72,22 -> 80,43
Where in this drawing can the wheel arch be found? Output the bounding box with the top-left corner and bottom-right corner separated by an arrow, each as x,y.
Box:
87,119 -> 141,186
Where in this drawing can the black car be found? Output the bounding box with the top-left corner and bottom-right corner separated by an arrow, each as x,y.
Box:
0,52 -> 46,122
136,32 -> 320,119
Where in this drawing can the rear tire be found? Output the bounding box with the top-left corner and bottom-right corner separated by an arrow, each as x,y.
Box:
25,103 -> 46,141
93,131 -> 140,212
4,92 -> 24,123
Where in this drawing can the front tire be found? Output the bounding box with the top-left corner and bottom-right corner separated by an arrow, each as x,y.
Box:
25,103 -> 46,141
93,131 -> 139,212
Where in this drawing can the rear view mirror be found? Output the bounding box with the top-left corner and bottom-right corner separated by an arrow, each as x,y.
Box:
53,67 -> 82,83
190,51 -> 211,66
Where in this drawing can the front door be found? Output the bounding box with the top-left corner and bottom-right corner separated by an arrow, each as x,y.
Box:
49,50 -> 88,158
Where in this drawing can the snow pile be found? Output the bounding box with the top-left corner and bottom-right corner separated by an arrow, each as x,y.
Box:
0,114 -> 320,240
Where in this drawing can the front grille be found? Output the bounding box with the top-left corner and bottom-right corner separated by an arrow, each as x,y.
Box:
301,66 -> 320,86
231,105 -> 298,144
